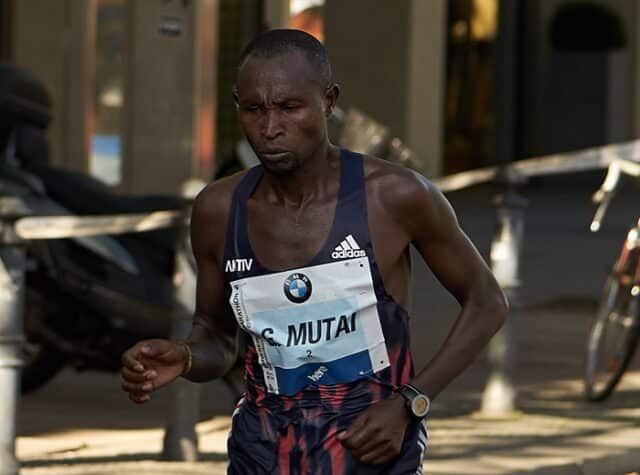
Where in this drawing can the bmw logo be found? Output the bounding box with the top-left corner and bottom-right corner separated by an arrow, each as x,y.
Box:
283,273 -> 312,303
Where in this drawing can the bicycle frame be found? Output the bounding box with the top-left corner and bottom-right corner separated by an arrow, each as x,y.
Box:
612,219 -> 640,287
584,159 -> 640,402
592,158 -> 640,287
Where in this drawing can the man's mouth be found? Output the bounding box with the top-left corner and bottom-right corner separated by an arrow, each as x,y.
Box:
260,150 -> 290,161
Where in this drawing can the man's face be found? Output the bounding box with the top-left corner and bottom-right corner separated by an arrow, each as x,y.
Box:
235,52 -> 334,174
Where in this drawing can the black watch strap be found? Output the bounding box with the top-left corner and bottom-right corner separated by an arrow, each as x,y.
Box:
396,384 -> 431,420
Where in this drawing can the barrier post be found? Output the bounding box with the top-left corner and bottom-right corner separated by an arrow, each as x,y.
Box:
0,197 -> 30,475
162,226 -> 200,461
480,187 -> 527,417
163,180 -> 205,461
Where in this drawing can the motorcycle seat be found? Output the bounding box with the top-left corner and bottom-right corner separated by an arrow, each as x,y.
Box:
11,125 -> 187,215
3,66 -> 187,270
23,162 -> 186,215
24,162 -> 186,268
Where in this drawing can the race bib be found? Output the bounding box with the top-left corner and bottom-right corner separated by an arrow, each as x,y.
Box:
229,257 -> 389,395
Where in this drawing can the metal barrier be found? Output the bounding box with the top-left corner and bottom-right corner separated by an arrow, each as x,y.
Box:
0,197 -> 190,475
433,139 -> 640,192
432,139 -> 640,418
2,139 -> 640,473
13,210 -> 186,240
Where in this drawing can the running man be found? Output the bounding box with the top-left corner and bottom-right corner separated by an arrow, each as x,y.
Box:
121,29 -> 508,474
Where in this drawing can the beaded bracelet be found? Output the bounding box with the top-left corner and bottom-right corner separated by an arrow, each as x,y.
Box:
179,341 -> 193,376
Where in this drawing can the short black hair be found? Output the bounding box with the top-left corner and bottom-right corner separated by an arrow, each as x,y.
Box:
238,29 -> 332,88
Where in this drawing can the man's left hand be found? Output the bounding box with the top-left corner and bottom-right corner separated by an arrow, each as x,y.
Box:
337,393 -> 412,465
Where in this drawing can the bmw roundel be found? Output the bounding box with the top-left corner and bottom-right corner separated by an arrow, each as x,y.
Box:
283,273 -> 312,303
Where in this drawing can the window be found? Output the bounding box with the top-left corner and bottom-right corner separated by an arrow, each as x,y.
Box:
444,0 -> 498,173
90,0 -> 126,185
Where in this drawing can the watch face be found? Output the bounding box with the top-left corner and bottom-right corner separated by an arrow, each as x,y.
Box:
411,394 -> 430,418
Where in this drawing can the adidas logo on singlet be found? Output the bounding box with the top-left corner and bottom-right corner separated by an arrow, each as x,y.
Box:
331,234 -> 366,259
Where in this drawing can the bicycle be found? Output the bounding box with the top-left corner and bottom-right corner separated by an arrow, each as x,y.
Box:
584,158 -> 640,401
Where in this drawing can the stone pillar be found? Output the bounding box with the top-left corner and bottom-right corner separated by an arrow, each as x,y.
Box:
123,0 -> 218,195
324,0 -> 446,176
632,1 -> 640,138
64,0 -> 96,174
10,0 -> 219,192
406,0 -> 446,177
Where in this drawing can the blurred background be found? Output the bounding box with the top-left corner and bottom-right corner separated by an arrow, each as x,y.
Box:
3,2 -> 640,473
1,0 -> 637,192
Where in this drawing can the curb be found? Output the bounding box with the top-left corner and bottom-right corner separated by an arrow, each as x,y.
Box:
520,448 -> 640,475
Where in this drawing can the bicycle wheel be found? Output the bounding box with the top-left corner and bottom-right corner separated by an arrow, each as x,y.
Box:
584,276 -> 640,401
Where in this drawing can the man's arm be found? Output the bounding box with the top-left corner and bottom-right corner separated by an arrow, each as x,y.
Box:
339,168 -> 507,464
120,179 -> 241,402
183,184 -> 239,382
401,172 -> 508,399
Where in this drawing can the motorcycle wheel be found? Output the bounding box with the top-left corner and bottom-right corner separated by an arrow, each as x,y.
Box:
21,289 -> 67,395
21,339 -> 66,394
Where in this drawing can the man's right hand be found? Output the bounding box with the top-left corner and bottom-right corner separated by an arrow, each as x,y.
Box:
121,339 -> 188,404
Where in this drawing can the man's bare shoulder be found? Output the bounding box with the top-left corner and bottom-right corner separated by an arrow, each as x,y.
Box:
361,154 -> 457,242
361,155 -> 438,215
190,169 -> 251,259
192,169 -> 250,223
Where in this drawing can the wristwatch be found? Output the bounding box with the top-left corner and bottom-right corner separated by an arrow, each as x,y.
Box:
396,384 -> 431,420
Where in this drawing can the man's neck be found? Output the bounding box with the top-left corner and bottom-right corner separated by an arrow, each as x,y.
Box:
262,143 -> 339,207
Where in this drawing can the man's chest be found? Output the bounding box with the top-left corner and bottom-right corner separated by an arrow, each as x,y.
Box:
243,199 -> 407,274
247,203 -> 332,270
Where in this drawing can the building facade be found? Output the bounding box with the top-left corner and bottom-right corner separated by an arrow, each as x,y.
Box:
1,0 -> 639,194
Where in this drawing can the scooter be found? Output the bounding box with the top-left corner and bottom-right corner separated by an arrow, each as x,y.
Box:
1,63 -> 200,394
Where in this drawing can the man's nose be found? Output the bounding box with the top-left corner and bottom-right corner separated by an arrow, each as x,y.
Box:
262,109 -> 283,139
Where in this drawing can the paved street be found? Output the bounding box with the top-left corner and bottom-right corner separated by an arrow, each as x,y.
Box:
16,171 -> 640,474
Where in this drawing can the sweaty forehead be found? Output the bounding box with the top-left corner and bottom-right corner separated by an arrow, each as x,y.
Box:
236,52 -> 324,98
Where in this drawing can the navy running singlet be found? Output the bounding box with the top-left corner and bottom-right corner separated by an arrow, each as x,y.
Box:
223,149 -> 427,474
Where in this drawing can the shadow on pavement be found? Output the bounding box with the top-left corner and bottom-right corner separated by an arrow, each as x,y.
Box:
21,451 -> 229,468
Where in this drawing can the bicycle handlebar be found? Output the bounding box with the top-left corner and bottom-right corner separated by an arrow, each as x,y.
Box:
590,159 -> 640,232
590,190 -> 614,232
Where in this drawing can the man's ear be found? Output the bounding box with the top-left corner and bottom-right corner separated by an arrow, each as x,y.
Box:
324,83 -> 340,117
